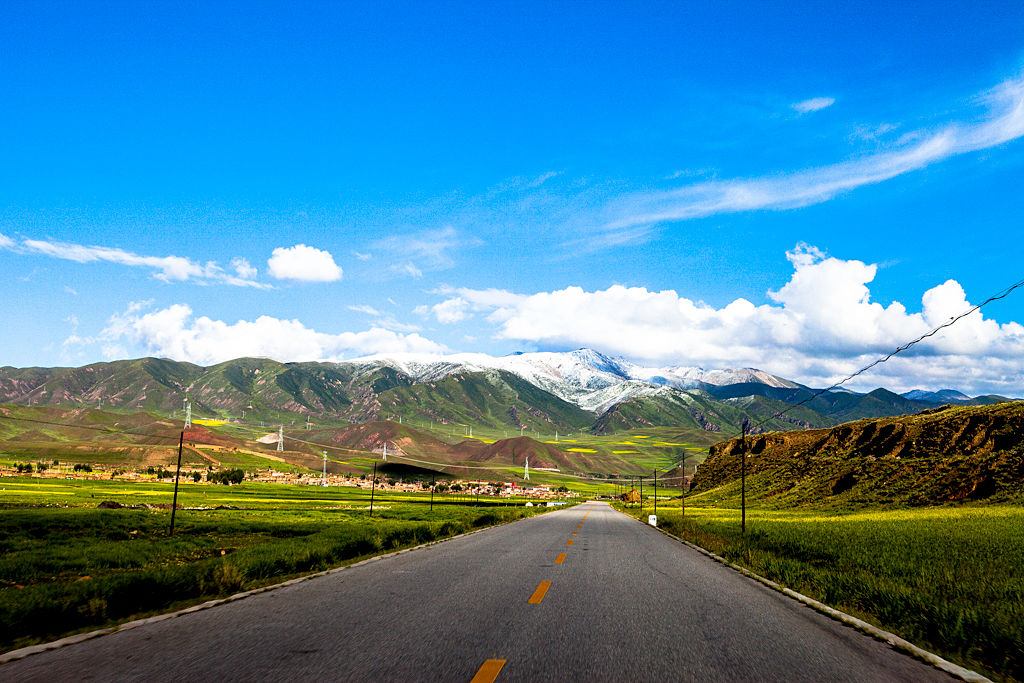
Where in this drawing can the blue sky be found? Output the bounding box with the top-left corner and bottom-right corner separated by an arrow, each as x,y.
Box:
2,1 -> 1024,395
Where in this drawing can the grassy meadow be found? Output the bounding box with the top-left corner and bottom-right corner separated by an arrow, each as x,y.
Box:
618,501 -> 1024,683
0,477 -> 567,654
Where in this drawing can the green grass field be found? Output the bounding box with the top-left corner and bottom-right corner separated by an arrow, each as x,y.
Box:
0,478 -> 570,654
618,501 -> 1024,683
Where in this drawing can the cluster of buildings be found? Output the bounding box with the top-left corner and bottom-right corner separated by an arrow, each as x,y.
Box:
1,462 -> 580,499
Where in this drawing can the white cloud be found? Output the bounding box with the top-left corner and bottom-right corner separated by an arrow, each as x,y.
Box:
126,299 -> 155,314
601,76 -> 1024,237
0,232 -> 14,249
527,171 -> 561,188
348,305 -> 382,316
64,286 -> 78,295
353,251 -> 372,261
25,239 -> 204,281
17,238 -> 269,288
791,97 -> 835,114
431,297 -> 471,323
102,304 -> 446,365
232,258 -> 257,280
267,244 -> 343,282
435,245 -> 1024,395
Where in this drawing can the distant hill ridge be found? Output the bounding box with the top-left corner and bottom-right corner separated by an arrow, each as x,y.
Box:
0,350 -> 1012,436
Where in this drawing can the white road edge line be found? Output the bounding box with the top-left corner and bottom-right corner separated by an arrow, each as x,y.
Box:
617,506 -> 993,683
0,506 -> 578,666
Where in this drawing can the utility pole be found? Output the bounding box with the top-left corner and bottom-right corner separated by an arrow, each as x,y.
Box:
741,418 -> 748,534
370,462 -> 378,517
639,476 -> 643,511
169,431 -> 184,536
653,469 -> 657,516
277,425 -> 283,452
322,451 -> 327,487
681,451 -> 686,520
430,472 -> 435,511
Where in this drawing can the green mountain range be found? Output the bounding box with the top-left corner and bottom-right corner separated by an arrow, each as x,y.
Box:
0,354 -> 1012,439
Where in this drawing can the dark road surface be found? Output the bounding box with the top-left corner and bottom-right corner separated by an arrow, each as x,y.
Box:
0,502 -> 960,682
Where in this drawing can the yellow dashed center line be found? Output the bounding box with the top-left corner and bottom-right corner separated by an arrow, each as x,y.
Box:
566,539 -> 574,546
573,531 -> 578,535
555,553 -> 567,564
528,581 -> 552,604
470,659 -> 506,683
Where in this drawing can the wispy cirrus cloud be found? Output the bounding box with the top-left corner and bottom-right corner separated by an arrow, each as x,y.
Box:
791,96 -> 835,114
372,226 -> 479,278
596,77 -> 1024,238
348,304 -> 421,333
16,238 -> 271,288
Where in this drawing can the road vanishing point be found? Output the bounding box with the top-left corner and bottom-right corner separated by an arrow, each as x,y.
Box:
1,503 -> 962,683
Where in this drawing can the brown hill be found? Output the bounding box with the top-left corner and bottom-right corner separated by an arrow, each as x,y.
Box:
5,429 -> 54,442
691,402 -> 1024,507
320,421 -> 455,461
465,436 -> 570,470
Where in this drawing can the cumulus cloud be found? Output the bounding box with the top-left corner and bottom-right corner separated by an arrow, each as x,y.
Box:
600,76 -> 1024,237
232,258 -> 257,280
0,232 -> 14,249
102,304 -> 445,365
267,244 -> 343,282
431,245 -> 1024,395
431,297 -> 471,323
16,238 -> 270,288
791,97 -> 835,114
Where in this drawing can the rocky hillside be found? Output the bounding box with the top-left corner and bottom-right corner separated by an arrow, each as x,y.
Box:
690,402 -> 1024,507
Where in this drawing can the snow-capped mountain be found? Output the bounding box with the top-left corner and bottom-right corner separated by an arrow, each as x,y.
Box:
901,389 -> 972,403
342,348 -> 797,413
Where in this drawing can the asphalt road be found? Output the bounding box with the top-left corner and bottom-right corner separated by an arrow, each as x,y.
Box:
1,502 -> 961,683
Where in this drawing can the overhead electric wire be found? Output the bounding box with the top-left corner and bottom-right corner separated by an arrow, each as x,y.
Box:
745,274 -> 1024,434
0,413 -> 184,442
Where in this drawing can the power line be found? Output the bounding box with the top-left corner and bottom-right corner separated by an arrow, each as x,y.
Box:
0,413 -> 183,442
747,274 -> 1024,433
